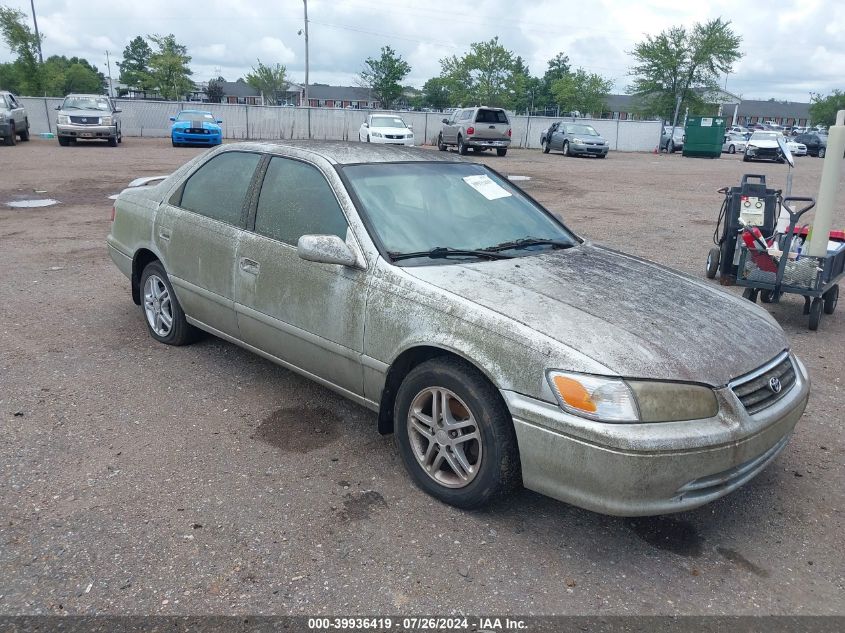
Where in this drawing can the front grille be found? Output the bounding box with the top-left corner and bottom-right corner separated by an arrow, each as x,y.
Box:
70,116 -> 99,124
731,353 -> 796,414
186,128 -> 209,134
385,134 -> 404,139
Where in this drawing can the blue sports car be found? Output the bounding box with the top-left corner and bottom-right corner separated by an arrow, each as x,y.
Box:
170,110 -> 223,147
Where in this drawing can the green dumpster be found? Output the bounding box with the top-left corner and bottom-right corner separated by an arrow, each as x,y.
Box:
683,116 -> 726,158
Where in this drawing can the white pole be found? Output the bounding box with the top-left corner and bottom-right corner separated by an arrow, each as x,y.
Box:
806,110 -> 845,257
303,0 -> 310,138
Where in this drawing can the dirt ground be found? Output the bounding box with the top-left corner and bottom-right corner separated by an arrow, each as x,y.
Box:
1,138 -> 843,616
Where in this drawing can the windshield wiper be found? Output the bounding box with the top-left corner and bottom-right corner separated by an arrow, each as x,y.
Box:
388,247 -> 514,262
481,237 -> 572,253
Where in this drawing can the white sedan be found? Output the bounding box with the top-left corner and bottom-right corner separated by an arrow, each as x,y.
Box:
722,133 -> 747,154
358,113 -> 415,145
785,139 -> 807,156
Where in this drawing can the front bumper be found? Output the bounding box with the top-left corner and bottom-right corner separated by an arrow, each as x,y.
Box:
370,136 -> 414,146
0,121 -> 11,137
745,147 -> 780,161
570,143 -> 608,156
172,130 -> 222,145
57,124 -> 117,139
504,355 -> 810,516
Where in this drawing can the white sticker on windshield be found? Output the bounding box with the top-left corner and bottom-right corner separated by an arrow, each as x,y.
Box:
462,175 -> 512,200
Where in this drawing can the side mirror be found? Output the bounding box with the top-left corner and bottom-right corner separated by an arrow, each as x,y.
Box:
169,117 -> 176,122
363,122 -> 369,128
442,118 -> 449,124
297,234 -> 358,267
216,119 -> 223,124
113,108 -> 122,113
407,124 -> 413,130
55,105 -> 62,110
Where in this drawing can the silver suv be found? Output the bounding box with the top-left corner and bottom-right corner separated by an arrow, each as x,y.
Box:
438,106 -> 512,156
0,91 -> 29,146
56,94 -> 122,146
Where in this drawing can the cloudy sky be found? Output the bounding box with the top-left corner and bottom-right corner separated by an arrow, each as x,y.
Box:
1,0 -> 843,102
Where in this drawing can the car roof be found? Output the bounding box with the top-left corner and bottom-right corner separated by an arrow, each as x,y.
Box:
178,109 -> 213,114
222,140 -> 466,166
64,93 -> 110,98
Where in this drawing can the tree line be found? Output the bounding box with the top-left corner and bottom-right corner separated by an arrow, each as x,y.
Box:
3,4 -> 843,125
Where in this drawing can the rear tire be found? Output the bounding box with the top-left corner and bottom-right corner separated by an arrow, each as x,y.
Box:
742,288 -> 758,303
458,135 -> 468,155
808,298 -> 822,330
668,140 -> 675,153
729,144 -> 735,154
706,247 -> 721,279
19,120 -> 29,141
394,357 -> 520,509
818,147 -> 826,158
139,261 -> 199,346
496,148 -> 507,157
4,122 -> 15,146
823,284 -> 838,315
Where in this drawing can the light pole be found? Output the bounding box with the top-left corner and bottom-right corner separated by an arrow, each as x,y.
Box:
29,0 -> 43,63
105,50 -> 114,98
302,0 -> 310,138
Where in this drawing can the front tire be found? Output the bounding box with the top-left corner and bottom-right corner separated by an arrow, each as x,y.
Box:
706,247 -> 721,279
108,136 -> 118,147
58,136 -> 70,146
818,147 -> 826,158
729,144 -> 736,154
4,122 -> 15,146
541,139 -> 549,154
19,120 -> 29,141
394,357 -> 520,509
562,141 -> 570,156
139,261 -> 198,346
823,284 -> 838,315
668,140 -> 675,153
437,134 -> 447,151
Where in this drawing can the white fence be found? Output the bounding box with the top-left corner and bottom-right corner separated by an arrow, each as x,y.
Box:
19,97 -> 662,151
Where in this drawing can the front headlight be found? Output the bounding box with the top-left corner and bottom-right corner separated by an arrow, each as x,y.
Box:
101,116 -> 113,125
571,137 -> 585,144
547,371 -> 718,423
57,114 -> 69,124
372,131 -> 383,138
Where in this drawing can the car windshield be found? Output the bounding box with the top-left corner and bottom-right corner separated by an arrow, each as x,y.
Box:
62,96 -> 111,111
371,116 -> 406,128
564,124 -> 599,136
343,162 -> 578,264
177,111 -> 215,121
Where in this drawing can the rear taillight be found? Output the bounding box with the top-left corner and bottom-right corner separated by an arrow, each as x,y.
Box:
507,129 -> 512,137
110,206 -> 115,221
466,126 -> 475,135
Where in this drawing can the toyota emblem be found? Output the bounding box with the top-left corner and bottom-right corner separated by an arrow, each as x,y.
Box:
768,376 -> 782,393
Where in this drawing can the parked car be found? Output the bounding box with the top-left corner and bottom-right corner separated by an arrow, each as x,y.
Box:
660,125 -> 685,152
728,125 -> 749,136
170,110 -> 223,147
793,132 -> 828,157
743,131 -> 784,162
107,141 -> 809,516
722,133 -> 747,154
438,106 -> 511,156
540,121 -> 609,157
56,94 -> 122,146
785,138 -> 807,156
358,112 -> 414,145
0,91 -> 30,145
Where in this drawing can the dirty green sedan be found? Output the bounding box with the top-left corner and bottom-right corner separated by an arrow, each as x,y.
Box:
107,142 -> 809,515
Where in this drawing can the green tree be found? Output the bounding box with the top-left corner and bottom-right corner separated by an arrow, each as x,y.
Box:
551,68 -> 613,116
628,18 -> 742,121
359,45 -> 410,109
148,33 -> 193,101
245,60 -> 286,105
42,55 -> 105,95
117,36 -> 154,91
0,5 -> 43,94
539,52 -> 570,108
421,77 -> 450,110
509,55 -> 542,114
809,90 -> 845,127
438,37 -> 532,110
206,76 -> 225,103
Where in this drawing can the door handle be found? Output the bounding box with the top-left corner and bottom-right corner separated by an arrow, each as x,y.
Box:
239,257 -> 260,275
159,228 -> 171,241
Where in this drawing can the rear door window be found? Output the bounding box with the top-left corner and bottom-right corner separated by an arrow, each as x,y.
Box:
178,151 -> 261,226
254,156 -> 348,246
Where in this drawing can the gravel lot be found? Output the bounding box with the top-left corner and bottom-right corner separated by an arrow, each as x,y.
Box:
1,138 -> 843,616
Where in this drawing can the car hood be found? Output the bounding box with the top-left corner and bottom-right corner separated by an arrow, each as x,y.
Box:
173,120 -> 220,130
60,108 -> 110,118
748,138 -> 780,148
402,244 -> 788,386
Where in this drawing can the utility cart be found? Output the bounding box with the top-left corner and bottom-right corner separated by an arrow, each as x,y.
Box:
735,197 -> 844,330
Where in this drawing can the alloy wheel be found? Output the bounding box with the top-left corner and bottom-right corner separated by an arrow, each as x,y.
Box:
143,274 -> 174,337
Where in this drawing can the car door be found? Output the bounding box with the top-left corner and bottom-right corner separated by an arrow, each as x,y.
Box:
8,94 -> 25,128
552,123 -> 566,150
155,150 -> 262,338
444,110 -> 461,144
234,154 -> 368,395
